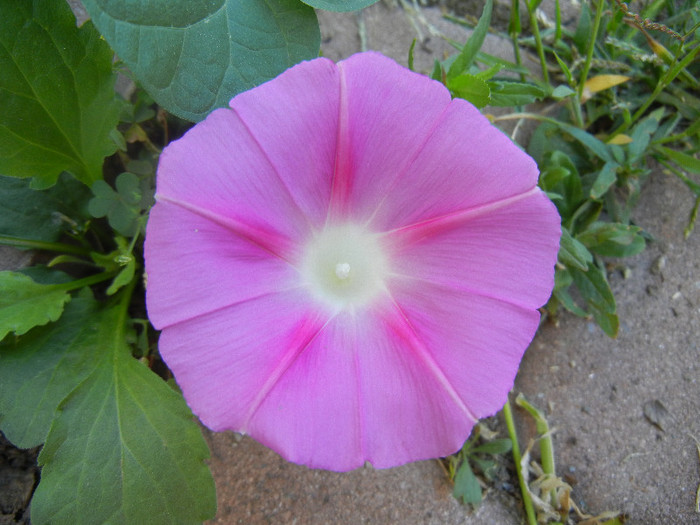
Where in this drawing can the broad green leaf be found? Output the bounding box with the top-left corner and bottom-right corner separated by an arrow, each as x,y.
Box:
0,174 -> 91,243
82,0 -> 320,122
0,272 -> 71,341
453,461 -> 482,505
32,302 -> 216,524
0,296 -> 99,448
0,0 -> 120,187
570,263 -> 618,337
576,222 -> 646,258
487,81 -> 545,106
447,0 -> 493,80
299,0 -> 380,11
559,228 -> 593,270
448,74 -> 491,108
590,161 -> 619,199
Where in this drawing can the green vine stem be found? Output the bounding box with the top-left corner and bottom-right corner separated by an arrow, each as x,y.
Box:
52,270 -> 120,292
0,235 -> 91,256
502,398 -> 538,525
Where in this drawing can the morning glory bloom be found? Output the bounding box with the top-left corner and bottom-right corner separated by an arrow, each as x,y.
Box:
145,52 -> 560,471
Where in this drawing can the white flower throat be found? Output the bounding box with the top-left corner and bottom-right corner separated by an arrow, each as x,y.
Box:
302,224 -> 389,310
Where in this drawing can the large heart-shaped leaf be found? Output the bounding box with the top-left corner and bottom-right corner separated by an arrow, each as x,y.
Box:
299,0 -> 380,12
82,0 -> 320,122
11,297 -> 217,524
0,0 -> 121,187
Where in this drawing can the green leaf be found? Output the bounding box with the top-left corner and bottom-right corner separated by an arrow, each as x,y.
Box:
552,120 -> 615,163
551,85 -> 575,100
447,0 -> 493,80
576,222 -> 646,258
31,302 -> 216,524
570,263 -> 619,337
448,74 -> 491,108
559,228 -> 593,270
0,174 -> 91,243
487,81 -> 545,106
471,438 -> 512,455
299,0 -> 380,11
0,0 -> 121,186
453,460 -> 482,505
0,296 -> 100,448
589,161 -> 618,200
659,146 -> 700,175
89,173 -> 149,237
0,272 -> 71,341
82,0 -> 320,122
106,258 -> 136,296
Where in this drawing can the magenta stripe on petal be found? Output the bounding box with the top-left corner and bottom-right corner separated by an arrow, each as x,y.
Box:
145,51 -> 561,471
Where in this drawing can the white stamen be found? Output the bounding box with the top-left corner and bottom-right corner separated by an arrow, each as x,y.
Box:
335,262 -> 351,280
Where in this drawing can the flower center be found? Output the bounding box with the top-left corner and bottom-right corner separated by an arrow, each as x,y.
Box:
301,224 -> 389,310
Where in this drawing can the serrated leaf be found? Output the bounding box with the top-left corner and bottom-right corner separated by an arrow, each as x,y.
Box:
576,222 -> 646,258
0,272 -> 71,340
447,0 -> 493,80
453,460 -> 482,505
32,302 -> 216,525
448,74 -> 491,108
0,0 -> 120,186
299,0 -> 380,11
487,81 -> 545,106
82,0 -> 320,122
0,174 -> 91,243
0,296 -> 99,448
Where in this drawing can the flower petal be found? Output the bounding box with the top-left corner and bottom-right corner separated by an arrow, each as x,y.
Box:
368,98 -> 541,231
330,52 -> 452,222
385,189 -> 560,310
155,107 -> 312,248
248,303 -> 475,470
229,58 -> 340,228
157,289 -> 329,433
145,202 -> 299,329
386,280 -> 541,420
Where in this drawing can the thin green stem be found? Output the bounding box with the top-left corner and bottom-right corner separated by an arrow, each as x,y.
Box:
502,399 -> 538,525
577,0 -> 605,100
0,235 -> 91,256
53,271 -> 119,292
529,8 -> 550,84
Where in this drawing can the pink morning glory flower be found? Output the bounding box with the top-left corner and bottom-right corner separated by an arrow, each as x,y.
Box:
145,52 -> 560,472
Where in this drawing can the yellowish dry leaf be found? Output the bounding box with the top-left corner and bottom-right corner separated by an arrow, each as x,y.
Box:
607,134 -> 634,145
582,75 -> 630,102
